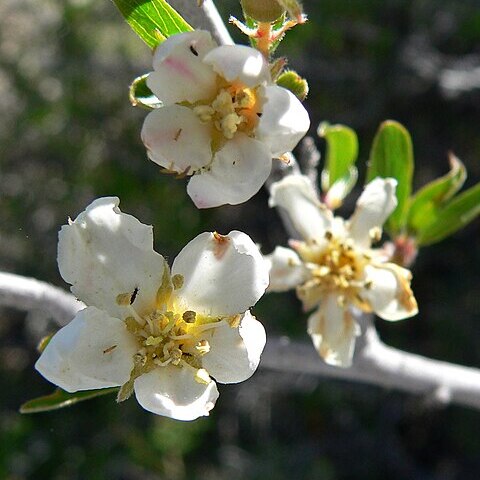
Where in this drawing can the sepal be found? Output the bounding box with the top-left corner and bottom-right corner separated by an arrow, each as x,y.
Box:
129,74 -> 162,110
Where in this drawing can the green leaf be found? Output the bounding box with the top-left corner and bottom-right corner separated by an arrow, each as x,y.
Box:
129,74 -> 162,110
112,0 -> 193,49
416,182 -> 480,246
366,120 -> 414,234
407,153 -> 466,235
20,387 -> 118,414
318,122 -> 358,208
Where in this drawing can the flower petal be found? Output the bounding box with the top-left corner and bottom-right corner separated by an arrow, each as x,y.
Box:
269,175 -> 333,241
186,133 -> 272,208
142,105 -> 212,173
134,364 -> 219,421
361,264 -> 418,321
202,311 -> 266,384
256,85 -> 310,156
147,30 -> 218,105
264,246 -> 308,292
203,45 -> 270,87
172,231 -> 269,317
307,296 -> 360,368
35,307 -> 137,392
58,197 -> 165,319
349,177 -> 398,248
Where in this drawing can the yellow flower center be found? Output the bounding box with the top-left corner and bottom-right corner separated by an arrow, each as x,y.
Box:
294,232 -> 372,311
116,264 -> 240,402
193,82 -> 261,149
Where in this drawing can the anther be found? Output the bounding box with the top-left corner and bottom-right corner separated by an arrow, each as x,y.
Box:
183,310 -> 196,323
116,293 -> 132,306
172,274 -> 184,290
196,339 -> 211,355
195,368 -> 211,385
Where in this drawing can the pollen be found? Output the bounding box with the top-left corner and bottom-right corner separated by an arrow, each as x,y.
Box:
295,234 -> 369,309
118,264 -> 226,400
193,83 -> 261,144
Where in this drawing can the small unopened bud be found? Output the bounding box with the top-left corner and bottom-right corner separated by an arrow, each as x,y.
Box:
276,70 -> 309,101
241,0 -> 285,23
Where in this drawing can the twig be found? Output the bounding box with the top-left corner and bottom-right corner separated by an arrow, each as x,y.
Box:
263,320 -> 480,411
0,272 -> 83,327
1,271 -> 480,411
168,0 -> 234,45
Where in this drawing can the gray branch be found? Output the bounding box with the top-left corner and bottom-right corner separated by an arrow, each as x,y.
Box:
0,272 -> 83,326
168,0 -> 234,45
2,271 -> 480,411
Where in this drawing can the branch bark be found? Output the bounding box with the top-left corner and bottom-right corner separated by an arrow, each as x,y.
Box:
2,271 -> 480,411
168,0 -> 234,45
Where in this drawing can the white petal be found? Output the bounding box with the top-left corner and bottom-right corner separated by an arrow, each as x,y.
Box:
269,175 -> 333,240
307,296 -> 360,368
202,311 -> 266,384
134,364 -> 219,421
361,264 -> 418,321
256,85 -> 310,156
148,30 -> 218,105
35,307 -> 137,392
58,197 -> 166,319
172,231 -> 269,317
349,178 -> 398,248
264,246 -> 308,292
141,105 -> 212,173
203,45 -> 270,87
186,134 -> 272,208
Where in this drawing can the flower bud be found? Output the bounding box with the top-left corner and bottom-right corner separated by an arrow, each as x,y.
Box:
240,0 -> 285,23
276,70 -> 309,101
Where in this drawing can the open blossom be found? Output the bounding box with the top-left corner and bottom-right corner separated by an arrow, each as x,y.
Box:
266,175 -> 418,367
141,30 -> 310,208
36,197 -> 268,420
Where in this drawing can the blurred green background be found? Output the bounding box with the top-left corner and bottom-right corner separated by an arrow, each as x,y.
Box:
1,0 -> 479,478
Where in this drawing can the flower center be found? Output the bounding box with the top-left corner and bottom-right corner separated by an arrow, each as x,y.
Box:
193,83 -> 261,144
116,265 -> 239,402
294,232 -> 371,309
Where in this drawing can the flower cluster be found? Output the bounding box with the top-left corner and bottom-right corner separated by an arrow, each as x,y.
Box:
36,198 -> 269,420
266,175 -> 418,367
33,23 -> 423,423
141,30 -> 310,208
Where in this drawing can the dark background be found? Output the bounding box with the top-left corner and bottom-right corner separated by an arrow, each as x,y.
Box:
1,0 -> 479,478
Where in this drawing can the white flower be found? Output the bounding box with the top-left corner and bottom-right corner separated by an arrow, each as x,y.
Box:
266,175 -> 418,367
141,30 -> 310,208
36,197 -> 269,421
